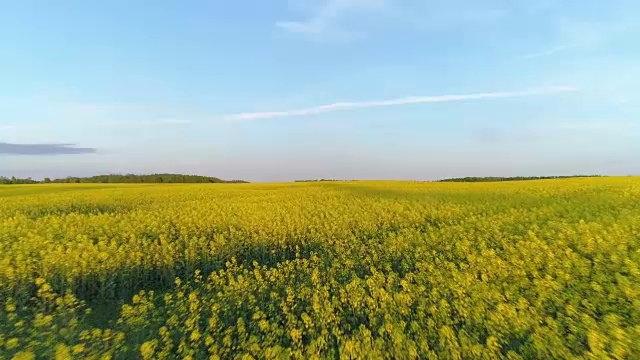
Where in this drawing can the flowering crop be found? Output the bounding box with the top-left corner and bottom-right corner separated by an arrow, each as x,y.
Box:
1,178 -> 639,359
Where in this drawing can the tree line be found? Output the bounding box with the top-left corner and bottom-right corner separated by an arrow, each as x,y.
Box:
0,174 -> 248,184
437,175 -> 603,183
0,177 -> 39,184
1,174 -> 608,185
294,179 -> 351,183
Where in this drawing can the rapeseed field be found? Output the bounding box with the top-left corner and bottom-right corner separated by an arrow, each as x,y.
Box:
1,178 -> 639,359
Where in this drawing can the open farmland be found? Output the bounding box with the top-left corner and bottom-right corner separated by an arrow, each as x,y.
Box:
1,178 -> 640,359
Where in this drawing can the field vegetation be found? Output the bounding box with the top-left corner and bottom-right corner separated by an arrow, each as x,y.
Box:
1,178 -> 639,359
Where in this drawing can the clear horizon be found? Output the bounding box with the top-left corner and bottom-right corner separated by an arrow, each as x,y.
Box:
2,1 -> 639,182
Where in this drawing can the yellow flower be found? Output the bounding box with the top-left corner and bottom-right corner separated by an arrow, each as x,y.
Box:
290,328 -> 302,342
6,338 -> 19,349
205,335 -> 215,347
190,329 -> 201,342
55,344 -> 72,360
11,351 -> 35,360
72,344 -> 85,354
140,340 -> 157,359
5,301 -> 16,313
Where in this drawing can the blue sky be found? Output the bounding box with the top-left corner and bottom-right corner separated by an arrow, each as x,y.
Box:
1,0 -> 639,181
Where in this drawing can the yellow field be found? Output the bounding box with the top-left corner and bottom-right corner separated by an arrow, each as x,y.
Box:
1,178 -> 639,359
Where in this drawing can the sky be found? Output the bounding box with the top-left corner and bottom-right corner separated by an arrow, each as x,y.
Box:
1,0 -> 639,182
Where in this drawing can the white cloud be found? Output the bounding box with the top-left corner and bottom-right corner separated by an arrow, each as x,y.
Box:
277,1 -> 511,39
521,43 -> 578,60
222,86 -> 578,121
518,18 -> 622,61
276,0 -> 386,38
520,17 -> 636,61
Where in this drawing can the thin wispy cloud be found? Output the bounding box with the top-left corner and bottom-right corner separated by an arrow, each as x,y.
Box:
222,86 -> 578,121
277,0 -> 385,38
277,1 -> 510,39
521,43 -> 578,60
522,19 -> 622,61
0,142 -> 97,155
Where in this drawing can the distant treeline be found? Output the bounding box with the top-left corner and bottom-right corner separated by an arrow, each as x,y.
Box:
437,175 -> 604,183
0,174 -> 248,184
0,177 -> 39,184
294,179 -> 351,183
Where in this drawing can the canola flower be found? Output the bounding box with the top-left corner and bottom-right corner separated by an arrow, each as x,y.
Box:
0,178 -> 639,359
